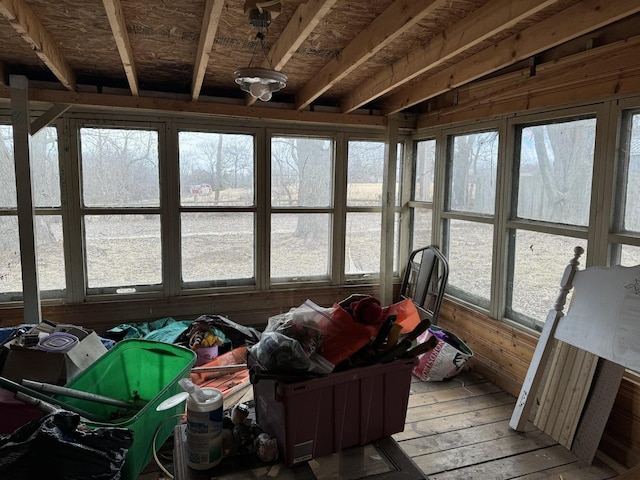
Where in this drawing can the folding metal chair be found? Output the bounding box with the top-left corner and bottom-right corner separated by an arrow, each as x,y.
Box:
398,245 -> 449,326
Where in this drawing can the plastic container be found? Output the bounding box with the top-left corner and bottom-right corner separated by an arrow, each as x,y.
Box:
0,386 -> 43,434
195,345 -> 219,366
37,331 -> 79,352
54,339 -> 196,480
253,357 -> 417,466
185,387 -> 224,469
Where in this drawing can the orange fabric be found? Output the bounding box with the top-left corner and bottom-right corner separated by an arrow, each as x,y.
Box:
385,298 -> 420,333
190,346 -> 250,396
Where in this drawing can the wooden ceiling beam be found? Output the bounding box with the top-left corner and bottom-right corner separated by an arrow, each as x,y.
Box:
191,0 -> 224,101
0,0 -> 76,91
265,0 -> 337,72
102,0 -> 139,96
417,37 -> 640,128
341,0 -> 560,114
295,0 -> 447,111
384,0 -> 640,115
246,0 -> 338,106
0,86 -> 398,129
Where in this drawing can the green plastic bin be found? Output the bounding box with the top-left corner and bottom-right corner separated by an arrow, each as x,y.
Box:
55,339 -> 196,480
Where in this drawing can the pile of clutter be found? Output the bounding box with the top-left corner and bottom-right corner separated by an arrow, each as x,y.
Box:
0,295 -> 473,477
249,294 -> 426,378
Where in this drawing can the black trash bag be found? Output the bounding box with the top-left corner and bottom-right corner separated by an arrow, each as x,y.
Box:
0,410 -> 134,480
178,314 -> 262,351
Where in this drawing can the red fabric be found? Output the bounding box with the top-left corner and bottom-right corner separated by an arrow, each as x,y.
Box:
319,305 -> 376,365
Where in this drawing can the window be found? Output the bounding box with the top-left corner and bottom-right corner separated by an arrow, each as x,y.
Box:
507,117 -> 595,326
345,140 -> 386,278
179,131 -> 255,285
0,125 -> 64,299
410,139 -> 435,251
443,130 -> 499,307
270,135 -> 333,282
612,111 -> 640,267
80,127 -> 161,293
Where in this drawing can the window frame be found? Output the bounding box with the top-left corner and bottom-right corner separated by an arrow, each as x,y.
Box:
71,118 -> 166,298
0,121 -> 65,302
175,124 -> 259,291
440,121 -> 502,312
503,106 -> 604,329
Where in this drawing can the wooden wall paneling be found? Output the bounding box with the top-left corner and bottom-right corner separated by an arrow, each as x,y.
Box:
0,285 -> 380,332
438,302 -> 535,398
417,37 -> 640,129
614,463 -> 640,480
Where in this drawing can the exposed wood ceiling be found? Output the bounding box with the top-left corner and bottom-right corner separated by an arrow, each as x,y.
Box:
1,0 -> 640,127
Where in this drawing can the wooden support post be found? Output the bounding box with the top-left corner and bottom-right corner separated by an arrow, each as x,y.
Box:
10,74 -> 42,323
380,115 -> 398,306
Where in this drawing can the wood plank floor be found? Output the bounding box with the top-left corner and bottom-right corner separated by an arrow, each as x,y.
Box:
396,371 -> 620,480
140,370 -> 623,479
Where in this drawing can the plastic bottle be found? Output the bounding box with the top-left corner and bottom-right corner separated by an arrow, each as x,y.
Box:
180,379 -> 224,470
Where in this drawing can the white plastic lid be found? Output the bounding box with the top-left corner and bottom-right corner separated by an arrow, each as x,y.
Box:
37,332 -> 79,353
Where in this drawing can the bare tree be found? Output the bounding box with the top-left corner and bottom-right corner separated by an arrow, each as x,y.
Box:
451,132 -> 498,213
81,128 -> 158,207
529,121 -> 594,224
271,137 -> 331,241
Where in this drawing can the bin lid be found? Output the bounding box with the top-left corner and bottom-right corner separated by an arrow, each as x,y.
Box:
37,332 -> 79,353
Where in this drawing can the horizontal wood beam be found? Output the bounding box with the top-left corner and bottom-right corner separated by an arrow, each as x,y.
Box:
102,0 -> 139,96
0,86 -> 393,128
0,0 -> 76,91
341,0 -> 560,113
295,0 -> 447,110
417,37 -> 640,128
191,0 -> 224,101
385,0 -> 640,115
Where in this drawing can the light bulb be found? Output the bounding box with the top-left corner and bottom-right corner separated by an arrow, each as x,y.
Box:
259,90 -> 272,101
249,82 -> 267,99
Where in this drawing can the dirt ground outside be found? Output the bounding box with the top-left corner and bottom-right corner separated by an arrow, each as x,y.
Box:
2,183 -> 639,327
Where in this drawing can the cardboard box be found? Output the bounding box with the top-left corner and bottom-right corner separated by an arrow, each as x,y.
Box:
1,326 -> 108,385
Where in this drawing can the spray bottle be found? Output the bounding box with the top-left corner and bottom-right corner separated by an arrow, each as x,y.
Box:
179,378 -> 224,470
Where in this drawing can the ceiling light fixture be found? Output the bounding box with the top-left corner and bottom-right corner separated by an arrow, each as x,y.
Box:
234,2 -> 287,102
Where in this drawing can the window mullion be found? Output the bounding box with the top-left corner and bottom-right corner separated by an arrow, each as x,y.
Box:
332,132 -> 347,285
491,118 -> 511,321
162,119 -> 180,296
256,128 -> 269,290
63,119 -> 86,302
